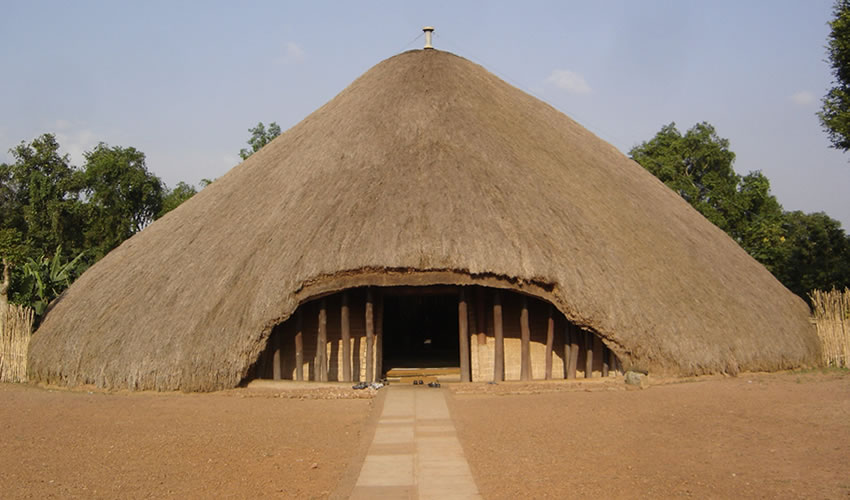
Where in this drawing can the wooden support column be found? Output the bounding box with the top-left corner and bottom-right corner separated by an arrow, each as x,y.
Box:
458,289 -> 471,383
375,293 -> 383,380
272,330 -> 282,381
317,299 -> 328,382
545,305 -> 554,380
567,324 -> 579,379
563,323 -> 571,379
602,344 -> 609,377
476,288 -> 487,345
520,296 -> 531,381
584,330 -> 593,379
365,289 -> 374,384
341,292 -> 351,382
493,290 -> 504,382
295,310 -> 304,381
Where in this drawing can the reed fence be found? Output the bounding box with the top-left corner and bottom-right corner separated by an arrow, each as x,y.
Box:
0,303 -> 34,383
810,288 -> 850,369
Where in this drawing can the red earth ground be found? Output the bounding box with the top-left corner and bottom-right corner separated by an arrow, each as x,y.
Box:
1,370 -> 848,499
447,370 -> 850,499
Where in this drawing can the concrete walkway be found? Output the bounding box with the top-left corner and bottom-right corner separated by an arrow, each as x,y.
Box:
350,386 -> 481,499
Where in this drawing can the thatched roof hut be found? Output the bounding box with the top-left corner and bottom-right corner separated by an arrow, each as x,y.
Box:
28,49 -> 818,391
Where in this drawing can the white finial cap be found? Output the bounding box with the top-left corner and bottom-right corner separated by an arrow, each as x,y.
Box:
423,26 -> 435,49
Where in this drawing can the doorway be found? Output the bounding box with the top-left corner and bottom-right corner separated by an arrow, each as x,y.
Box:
381,290 -> 459,371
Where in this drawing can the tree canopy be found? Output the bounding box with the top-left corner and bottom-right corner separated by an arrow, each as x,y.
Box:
631,122 -> 850,300
629,123 -> 786,271
80,143 -> 164,259
0,133 -> 202,318
819,0 -> 850,152
239,122 -> 281,160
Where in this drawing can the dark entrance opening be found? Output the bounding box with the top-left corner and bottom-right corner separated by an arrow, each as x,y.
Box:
382,290 -> 459,371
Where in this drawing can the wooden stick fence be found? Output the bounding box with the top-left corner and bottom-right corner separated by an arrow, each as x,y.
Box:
0,304 -> 34,383
810,288 -> 850,369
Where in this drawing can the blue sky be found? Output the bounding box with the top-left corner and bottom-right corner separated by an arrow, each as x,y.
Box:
2,1 -> 848,227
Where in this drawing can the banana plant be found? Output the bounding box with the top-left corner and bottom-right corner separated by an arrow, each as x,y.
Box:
22,246 -> 85,317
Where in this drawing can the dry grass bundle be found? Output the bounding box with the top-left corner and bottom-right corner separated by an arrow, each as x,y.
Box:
810,288 -> 849,368
0,304 -> 34,383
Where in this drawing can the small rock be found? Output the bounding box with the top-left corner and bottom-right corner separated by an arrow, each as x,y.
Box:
624,371 -> 649,389
310,462 -> 318,469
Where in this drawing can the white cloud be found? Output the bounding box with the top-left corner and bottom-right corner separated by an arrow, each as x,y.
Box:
545,69 -> 592,94
790,90 -> 815,106
278,41 -> 305,64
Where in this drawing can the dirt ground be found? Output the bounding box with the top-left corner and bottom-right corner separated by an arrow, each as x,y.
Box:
0,383 -> 375,499
2,371 -> 848,499
447,370 -> 850,499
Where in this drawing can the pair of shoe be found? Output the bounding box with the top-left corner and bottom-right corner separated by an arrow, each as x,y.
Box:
413,379 -> 425,385
427,381 -> 441,388
352,382 -> 368,390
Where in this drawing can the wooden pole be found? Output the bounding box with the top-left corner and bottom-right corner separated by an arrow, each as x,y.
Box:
545,305 -> 554,380
317,299 -> 328,382
375,293 -> 383,380
563,323 -> 570,379
584,330 -> 593,379
458,289 -> 471,383
295,310 -> 304,381
520,296 -> 531,381
608,347 -> 617,376
272,329 -> 282,381
476,287 -> 486,345
341,292 -> 351,382
365,289 -> 374,384
493,290 -> 504,382
567,323 -> 579,379
601,344 -> 609,377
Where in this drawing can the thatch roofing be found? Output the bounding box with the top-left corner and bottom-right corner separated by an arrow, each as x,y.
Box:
28,49 -> 818,391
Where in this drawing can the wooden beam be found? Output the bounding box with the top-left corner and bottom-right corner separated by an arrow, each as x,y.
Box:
317,299 -> 328,382
272,329 -> 282,381
520,296 -> 531,381
567,323 -> 579,379
601,343 -> 609,377
365,289 -> 374,384
341,292 -> 351,382
545,305 -> 554,380
295,310 -> 304,381
608,347 -> 617,376
475,287 -> 486,345
375,292 -> 383,381
493,290 -> 504,382
563,322 -> 570,379
584,330 -> 593,379
458,289 -> 471,383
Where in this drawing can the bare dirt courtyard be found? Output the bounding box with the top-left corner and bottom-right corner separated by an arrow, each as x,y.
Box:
1,370 -> 848,499
448,370 -> 850,499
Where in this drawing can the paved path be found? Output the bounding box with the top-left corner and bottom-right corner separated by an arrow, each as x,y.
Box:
350,386 -> 481,499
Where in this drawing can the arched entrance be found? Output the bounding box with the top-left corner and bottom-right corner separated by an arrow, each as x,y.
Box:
251,285 -> 621,383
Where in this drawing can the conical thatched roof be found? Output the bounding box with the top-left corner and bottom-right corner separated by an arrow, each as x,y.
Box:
28,49 -> 818,391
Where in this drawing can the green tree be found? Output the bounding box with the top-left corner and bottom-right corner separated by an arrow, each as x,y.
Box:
632,122 -> 850,300
239,122 -> 281,160
819,0 -> 850,152
629,123 -> 782,241
1,134 -> 85,256
80,143 -> 164,260
732,171 -> 787,274
158,181 -> 198,217
775,211 -> 850,297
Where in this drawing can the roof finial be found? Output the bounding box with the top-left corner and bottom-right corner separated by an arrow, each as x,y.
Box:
423,26 -> 435,49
